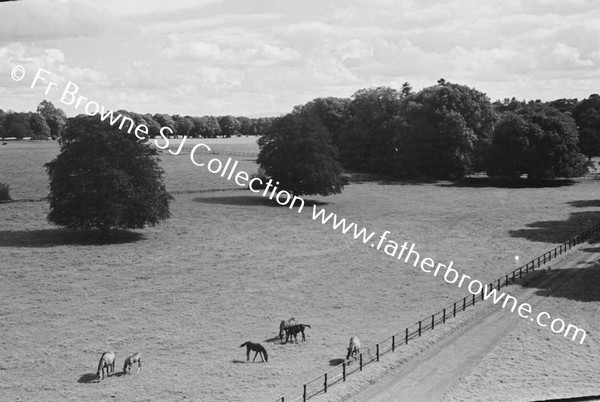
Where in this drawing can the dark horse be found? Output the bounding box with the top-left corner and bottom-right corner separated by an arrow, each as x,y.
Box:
240,342 -> 268,362
279,318 -> 297,343
285,324 -> 311,343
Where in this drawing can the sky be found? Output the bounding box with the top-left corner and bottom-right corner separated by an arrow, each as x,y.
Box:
0,0 -> 599,117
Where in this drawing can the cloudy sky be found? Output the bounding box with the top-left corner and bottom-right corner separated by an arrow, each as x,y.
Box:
1,0 -> 599,117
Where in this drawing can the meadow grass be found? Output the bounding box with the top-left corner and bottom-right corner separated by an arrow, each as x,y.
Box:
0,139 -> 599,401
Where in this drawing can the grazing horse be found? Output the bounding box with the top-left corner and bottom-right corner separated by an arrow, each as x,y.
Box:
96,351 -> 115,381
346,337 -> 360,360
279,318 -> 297,343
285,324 -> 311,343
123,352 -> 142,374
240,342 -> 268,362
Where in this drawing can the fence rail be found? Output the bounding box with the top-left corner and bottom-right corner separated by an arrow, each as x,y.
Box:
277,222 -> 600,402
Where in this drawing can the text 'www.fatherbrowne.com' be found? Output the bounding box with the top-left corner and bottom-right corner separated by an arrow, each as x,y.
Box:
311,205 -> 587,344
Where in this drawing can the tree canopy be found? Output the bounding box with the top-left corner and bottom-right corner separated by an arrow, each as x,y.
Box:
45,115 -> 172,233
257,109 -> 344,196
487,104 -> 587,179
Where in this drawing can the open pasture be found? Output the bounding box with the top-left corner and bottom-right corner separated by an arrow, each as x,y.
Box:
1,138 -> 600,401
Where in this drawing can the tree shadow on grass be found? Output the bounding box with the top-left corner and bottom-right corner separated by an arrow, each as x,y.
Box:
193,195 -> 328,208
0,228 -> 144,248
509,211 -> 600,244
516,248 -> 600,302
568,200 -> 600,208
441,177 -> 577,188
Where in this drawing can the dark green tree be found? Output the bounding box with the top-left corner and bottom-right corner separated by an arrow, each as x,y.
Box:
487,105 -> 587,179
3,112 -> 34,139
45,115 -> 172,233
403,81 -> 496,177
339,87 -> 403,173
573,94 -> 600,160
218,115 -> 241,138
36,100 -> 66,139
257,109 -> 344,196
29,113 -> 51,139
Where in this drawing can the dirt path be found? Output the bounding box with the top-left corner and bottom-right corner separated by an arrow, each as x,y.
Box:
349,248 -> 599,402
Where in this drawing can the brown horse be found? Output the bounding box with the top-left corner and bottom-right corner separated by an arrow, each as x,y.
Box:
279,318 -> 297,343
285,324 -> 311,343
96,351 -> 115,381
240,342 -> 268,362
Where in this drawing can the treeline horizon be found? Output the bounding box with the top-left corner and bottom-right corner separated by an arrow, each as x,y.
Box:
3,79 -> 600,181
258,79 -> 600,182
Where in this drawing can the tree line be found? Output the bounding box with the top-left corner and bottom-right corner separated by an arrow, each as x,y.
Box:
258,80 -> 600,197
0,100 -> 276,140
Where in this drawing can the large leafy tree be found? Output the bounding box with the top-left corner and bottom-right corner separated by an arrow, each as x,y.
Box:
403,81 -> 496,178
218,115 -> 241,138
573,94 -> 600,160
28,113 -> 51,138
36,100 -> 66,139
257,109 -> 344,196
338,87 -> 403,173
3,112 -> 34,139
45,115 -> 172,233
487,105 -> 587,179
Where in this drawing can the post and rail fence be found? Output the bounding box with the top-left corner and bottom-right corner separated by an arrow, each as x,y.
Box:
276,222 -> 600,402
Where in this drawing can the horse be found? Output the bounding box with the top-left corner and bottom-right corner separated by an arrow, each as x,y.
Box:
346,337 -> 360,360
96,351 -> 115,381
240,342 -> 268,363
285,324 -> 311,343
279,318 -> 297,343
123,352 -> 142,375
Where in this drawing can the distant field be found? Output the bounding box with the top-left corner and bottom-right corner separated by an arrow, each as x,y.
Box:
1,139 -> 599,401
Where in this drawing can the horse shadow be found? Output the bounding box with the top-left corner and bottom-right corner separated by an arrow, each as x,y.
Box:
77,373 -> 98,384
263,336 -> 281,344
231,360 -> 248,364
78,371 -> 126,383
328,358 -> 345,367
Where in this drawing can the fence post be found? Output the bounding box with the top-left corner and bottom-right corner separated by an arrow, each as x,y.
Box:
463,297 -> 466,311
419,321 -> 422,336
343,362 -> 346,381
453,302 -> 456,317
376,344 -> 380,362
405,328 -> 408,344
472,294 -> 476,306
360,354 -> 363,371
512,271 -> 516,282
497,279 -> 501,290
303,385 -> 306,402
505,274 -> 509,287
392,335 -> 395,352
443,308 -> 446,324
519,267 -> 522,278
324,373 -> 327,393
431,314 -> 435,330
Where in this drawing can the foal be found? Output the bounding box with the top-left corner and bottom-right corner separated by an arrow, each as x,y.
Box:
96,351 -> 116,381
123,352 -> 142,375
240,342 -> 268,362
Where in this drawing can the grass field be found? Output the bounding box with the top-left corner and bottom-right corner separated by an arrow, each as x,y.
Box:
1,138 -> 599,401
